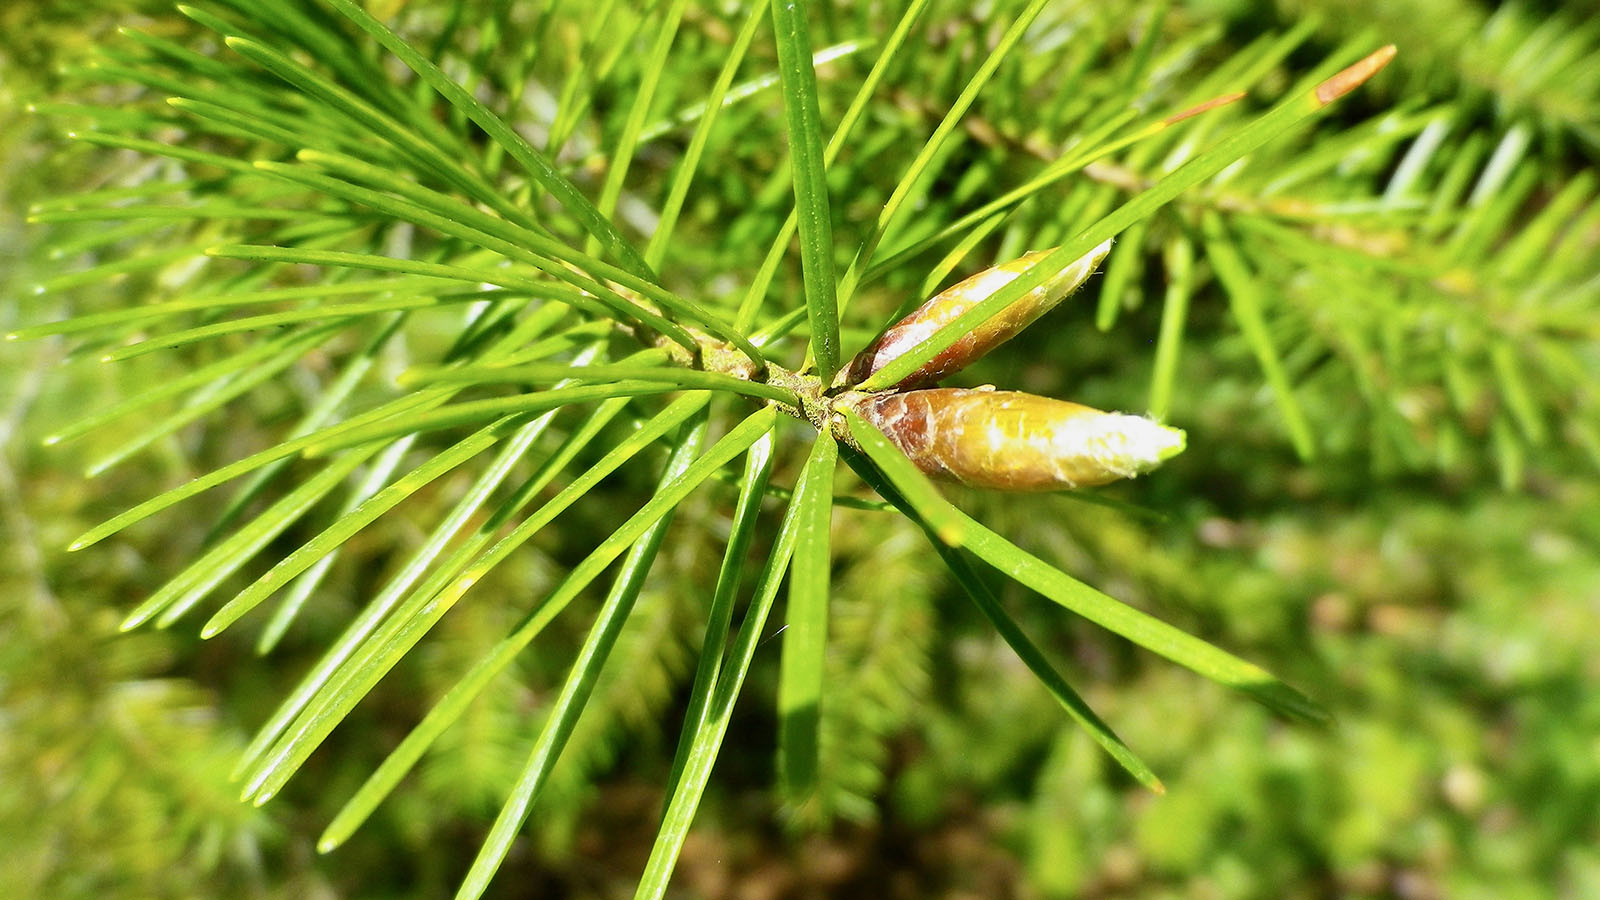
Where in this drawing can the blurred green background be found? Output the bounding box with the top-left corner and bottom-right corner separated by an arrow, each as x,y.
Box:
4,1 -> 1599,898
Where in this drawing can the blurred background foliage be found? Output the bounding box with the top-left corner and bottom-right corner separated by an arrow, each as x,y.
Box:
3,0 -> 1598,898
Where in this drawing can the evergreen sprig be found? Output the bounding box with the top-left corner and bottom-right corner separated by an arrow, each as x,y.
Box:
16,0 -> 1595,896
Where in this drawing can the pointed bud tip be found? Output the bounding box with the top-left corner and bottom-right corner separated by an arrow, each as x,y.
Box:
1061,412 -> 1187,481
1156,424 -> 1187,462
1039,238 -> 1113,275
1118,416 -> 1186,471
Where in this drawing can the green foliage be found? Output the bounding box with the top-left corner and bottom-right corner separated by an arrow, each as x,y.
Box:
3,0 -> 1597,897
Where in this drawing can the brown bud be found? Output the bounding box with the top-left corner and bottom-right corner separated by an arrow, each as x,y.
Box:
843,240 -> 1113,389
850,387 -> 1185,492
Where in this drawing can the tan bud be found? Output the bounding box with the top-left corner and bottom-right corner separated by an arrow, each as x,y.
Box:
851,387 -> 1185,492
844,240 -> 1113,389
